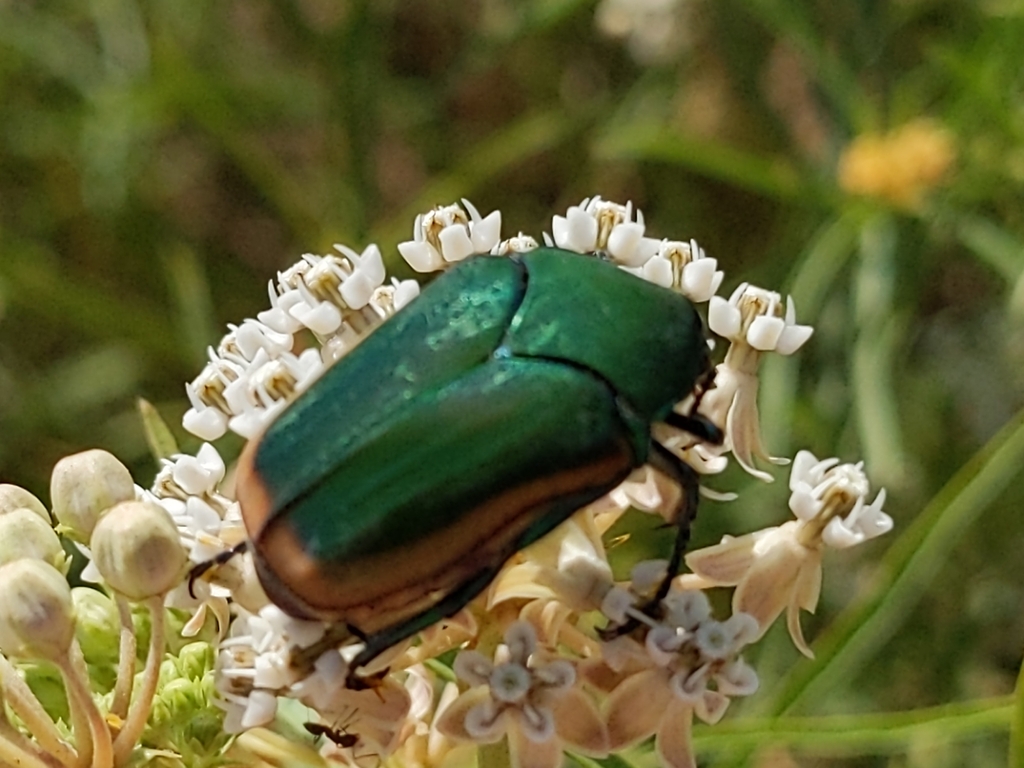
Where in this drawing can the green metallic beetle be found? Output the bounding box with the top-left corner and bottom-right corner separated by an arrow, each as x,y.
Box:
231,247 -> 720,684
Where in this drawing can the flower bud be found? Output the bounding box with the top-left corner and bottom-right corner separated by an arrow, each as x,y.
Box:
0,559 -> 75,661
51,449 -> 136,543
0,508 -> 67,572
90,500 -> 187,600
0,484 -> 50,522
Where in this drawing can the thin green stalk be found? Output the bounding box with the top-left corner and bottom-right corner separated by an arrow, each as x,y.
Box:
697,696 -> 1012,757
1011,657 -> 1024,767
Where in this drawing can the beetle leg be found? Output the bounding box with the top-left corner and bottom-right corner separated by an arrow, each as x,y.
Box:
600,440 -> 701,639
663,410 -> 723,445
288,622 -> 356,672
187,540 -> 248,598
344,562 -> 506,689
646,441 -> 701,603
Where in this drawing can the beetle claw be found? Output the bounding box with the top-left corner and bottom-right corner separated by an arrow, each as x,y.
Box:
187,540 -> 247,598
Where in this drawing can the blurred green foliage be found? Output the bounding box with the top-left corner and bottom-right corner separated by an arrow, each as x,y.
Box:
1,1 -> 1023,765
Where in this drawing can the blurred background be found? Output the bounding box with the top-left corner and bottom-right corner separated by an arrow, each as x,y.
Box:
1,1 -> 1023,765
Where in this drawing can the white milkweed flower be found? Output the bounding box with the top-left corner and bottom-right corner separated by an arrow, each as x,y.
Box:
639,239 -> 724,303
699,283 -> 814,480
217,319 -> 294,364
683,450 -> 891,656
492,232 -> 539,256
284,245 -> 387,336
708,283 -> 812,355
550,196 -> 660,267
398,199 -> 502,272
221,347 -> 324,439
788,450 -> 893,549
182,354 -> 244,441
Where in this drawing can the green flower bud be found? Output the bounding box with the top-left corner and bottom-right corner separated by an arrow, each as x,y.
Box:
51,449 -> 136,543
71,587 -> 120,666
89,500 -> 187,600
0,508 -> 67,572
0,484 -> 50,522
0,559 -> 75,661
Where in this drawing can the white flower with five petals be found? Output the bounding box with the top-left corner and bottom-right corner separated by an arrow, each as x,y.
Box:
398,200 -> 501,272
551,196 -> 660,267
682,450 -> 891,655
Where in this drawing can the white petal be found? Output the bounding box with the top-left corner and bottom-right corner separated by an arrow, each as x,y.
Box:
470,210 -> 502,251
439,225 -> 475,262
789,450 -> 820,490
291,301 -> 342,335
642,256 -> 673,288
707,296 -> 741,339
859,490 -> 893,538
746,315 -> 785,350
340,270 -> 374,309
184,497 -> 221,533
398,240 -> 443,272
680,259 -> 721,303
393,279 -> 420,310
342,243 -> 386,285
788,487 -> 821,522
240,690 -> 277,729
195,442 -> 226,481
182,408 -> 228,441
776,323 -> 814,355
607,222 -> 643,265
822,517 -> 864,549
556,207 -> 598,253
253,655 -> 290,689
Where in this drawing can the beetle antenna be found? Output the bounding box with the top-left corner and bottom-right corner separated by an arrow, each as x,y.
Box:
187,540 -> 248,598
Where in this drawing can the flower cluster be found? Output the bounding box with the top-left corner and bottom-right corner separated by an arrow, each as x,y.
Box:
0,457 -> 225,768
0,196 -> 893,768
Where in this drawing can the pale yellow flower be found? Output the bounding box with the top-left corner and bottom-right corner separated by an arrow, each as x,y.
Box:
437,622 -> 608,768
682,450 -> 892,655
583,590 -> 758,768
838,118 -> 955,208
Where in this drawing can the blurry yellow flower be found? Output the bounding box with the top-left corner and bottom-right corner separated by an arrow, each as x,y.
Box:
838,119 -> 955,208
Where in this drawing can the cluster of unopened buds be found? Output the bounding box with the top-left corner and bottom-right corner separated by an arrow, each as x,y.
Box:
0,196 -> 893,768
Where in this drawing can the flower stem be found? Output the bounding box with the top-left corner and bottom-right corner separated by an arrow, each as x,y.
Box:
0,654 -> 77,767
113,594 -> 166,766
111,595 -> 137,719
0,727 -> 57,768
58,640 -> 113,768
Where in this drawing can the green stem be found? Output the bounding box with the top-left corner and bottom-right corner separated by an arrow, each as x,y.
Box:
1011,659 -> 1024,767
110,595 -> 136,720
113,595 -> 167,765
58,641 -> 113,768
0,655 -> 76,767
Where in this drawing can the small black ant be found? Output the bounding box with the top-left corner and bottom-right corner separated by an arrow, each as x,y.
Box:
303,721 -> 359,749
